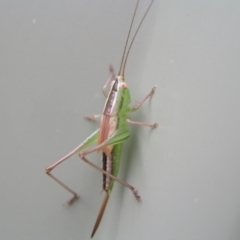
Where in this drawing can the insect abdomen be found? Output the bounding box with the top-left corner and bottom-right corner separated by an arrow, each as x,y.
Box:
102,152 -> 112,191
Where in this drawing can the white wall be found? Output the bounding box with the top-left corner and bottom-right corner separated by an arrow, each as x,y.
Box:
1,1 -> 240,240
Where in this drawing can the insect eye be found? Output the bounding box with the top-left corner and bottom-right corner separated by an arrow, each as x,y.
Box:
121,82 -> 127,89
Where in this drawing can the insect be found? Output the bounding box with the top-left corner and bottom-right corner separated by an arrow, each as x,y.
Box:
46,0 -> 157,238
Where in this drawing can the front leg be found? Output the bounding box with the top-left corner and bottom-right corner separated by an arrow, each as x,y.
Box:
129,86 -> 156,112
102,65 -> 115,98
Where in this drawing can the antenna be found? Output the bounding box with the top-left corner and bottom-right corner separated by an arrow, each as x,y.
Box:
118,0 -> 139,76
122,0 -> 154,77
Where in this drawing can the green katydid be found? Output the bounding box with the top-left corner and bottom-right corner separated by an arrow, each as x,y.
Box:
46,0 -> 157,237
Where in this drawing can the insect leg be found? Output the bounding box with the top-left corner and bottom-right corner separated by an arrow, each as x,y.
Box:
46,172 -> 79,205
85,66 -> 115,121
129,86 -> 156,112
46,148 -> 81,205
46,129 -> 99,172
84,66 -> 115,121
102,65 -> 115,97
84,114 -> 102,121
45,129 -> 99,204
127,119 -> 158,128
80,154 -> 140,201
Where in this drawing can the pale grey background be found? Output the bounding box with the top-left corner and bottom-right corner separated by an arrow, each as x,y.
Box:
1,1 -> 240,240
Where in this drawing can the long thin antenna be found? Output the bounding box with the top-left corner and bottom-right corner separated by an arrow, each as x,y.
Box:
122,0 -> 154,77
118,0 -> 139,76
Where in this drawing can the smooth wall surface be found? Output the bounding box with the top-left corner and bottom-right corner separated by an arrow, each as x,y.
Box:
1,1 -> 240,240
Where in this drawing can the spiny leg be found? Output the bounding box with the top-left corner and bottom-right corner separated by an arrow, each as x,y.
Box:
85,113 -> 117,122
46,172 -> 79,205
46,160 -> 79,205
46,155 -> 79,205
127,119 -> 158,128
129,86 -> 156,112
79,154 -> 140,201
85,66 -> 115,120
102,65 -> 115,98
45,129 -> 99,205
84,114 -> 102,121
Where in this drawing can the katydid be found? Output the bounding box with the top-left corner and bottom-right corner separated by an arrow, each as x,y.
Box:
46,0 -> 157,237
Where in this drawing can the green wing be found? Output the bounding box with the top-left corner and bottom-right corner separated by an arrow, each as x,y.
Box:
72,129 -> 99,154
78,129 -> 99,150
104,128 -> 130,146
